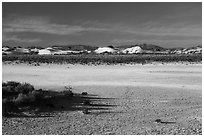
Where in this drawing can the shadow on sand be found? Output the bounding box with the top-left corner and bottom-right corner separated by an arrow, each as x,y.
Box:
4,92 -> 117,118
160,121 -> 176,124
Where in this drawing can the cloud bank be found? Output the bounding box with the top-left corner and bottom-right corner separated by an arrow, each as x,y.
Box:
2,14 -> 201,47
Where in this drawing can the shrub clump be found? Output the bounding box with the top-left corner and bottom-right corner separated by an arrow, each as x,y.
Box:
2,81 -> 43,116
2,81 -> 34,97
15,83 -> 34,94
2,81 -> 21,97
2,98 -> 16,116
2,54 -> 202,65
2,81 -> 74,117
14,92 -> 35,105
62,86 -> 73,97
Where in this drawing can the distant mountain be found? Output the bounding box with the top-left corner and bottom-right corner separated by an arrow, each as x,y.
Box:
51,45 -> 98,51
27,46 -> 44,50
116,44 -> 139,49
117,44 -> 165,51
2,43 -> 202,55
107,45 -> 115,49
138,44 -> 165,51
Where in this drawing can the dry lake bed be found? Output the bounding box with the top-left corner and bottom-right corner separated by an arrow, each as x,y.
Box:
2,62 -> 202,135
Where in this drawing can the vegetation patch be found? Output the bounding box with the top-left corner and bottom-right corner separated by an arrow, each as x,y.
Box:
2,54 -> 202,65
2,81 -> 74,117
2,81 -> 114,117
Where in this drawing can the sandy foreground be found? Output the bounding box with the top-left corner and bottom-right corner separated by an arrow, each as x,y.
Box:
2,63 -> 202,135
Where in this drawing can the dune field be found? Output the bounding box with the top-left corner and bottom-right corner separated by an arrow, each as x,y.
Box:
2,62 -> 202,135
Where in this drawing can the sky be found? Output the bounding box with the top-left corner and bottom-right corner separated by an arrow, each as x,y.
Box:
2,2 -> 202,48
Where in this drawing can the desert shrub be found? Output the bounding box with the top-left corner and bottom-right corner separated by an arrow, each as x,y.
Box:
2,82 -> 7,87
31,90 -> 44,101
2,81 -> 21,97
15,83 -> 34,94
2,81 -> 75,116
2,81 -> 21,93
2,54 -> 202,65
2,86 -> 12,97
82,92 -> 88,95
2,98 -> 16,116
14,90 -> 40,106
14,93 -> 30,105
2,98 -> 10,116
2,81 -> 35,98
5,81 -> 21,88
2,82 -> 36,116
62,86 -> 73,97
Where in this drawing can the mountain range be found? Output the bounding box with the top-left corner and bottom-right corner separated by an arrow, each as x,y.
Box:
2,44 -> 202,55
50,44 -> 201,52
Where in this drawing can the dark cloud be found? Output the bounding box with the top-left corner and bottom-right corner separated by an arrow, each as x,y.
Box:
2,2 -> 202,48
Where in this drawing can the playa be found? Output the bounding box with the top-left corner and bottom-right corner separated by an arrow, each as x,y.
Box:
2,63 -> 202,135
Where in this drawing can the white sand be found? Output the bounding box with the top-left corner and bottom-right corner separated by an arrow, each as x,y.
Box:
2,63 -> 202,91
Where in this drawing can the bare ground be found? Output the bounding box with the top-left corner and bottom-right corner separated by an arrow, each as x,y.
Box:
2,63 -> 202,135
